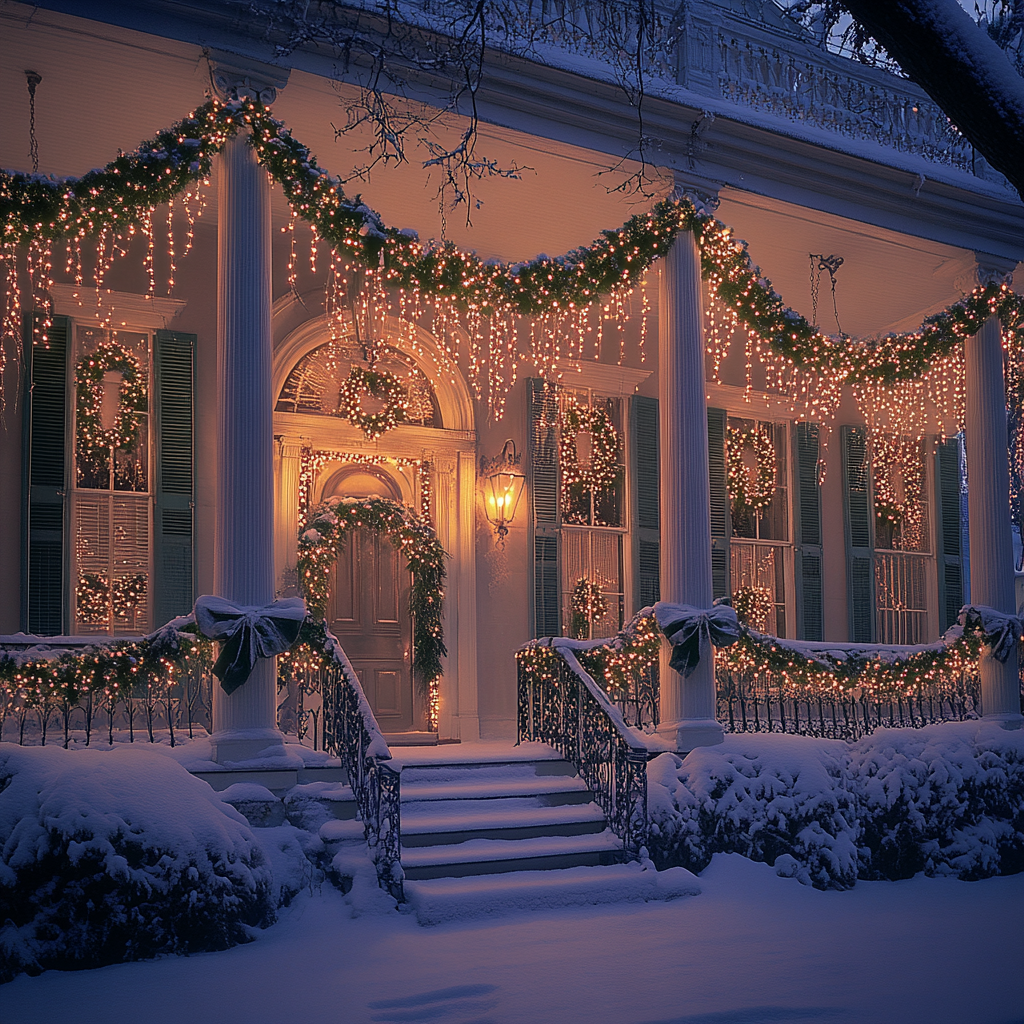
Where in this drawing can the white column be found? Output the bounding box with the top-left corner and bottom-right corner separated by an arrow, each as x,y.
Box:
965,272 -> 1023,727
657,226 -> 724,751
210,133 -> 289,763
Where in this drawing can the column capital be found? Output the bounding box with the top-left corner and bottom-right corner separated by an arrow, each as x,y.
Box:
209,51 -> 290,104
670,170 -> 721,213
972,250 -> 1016,289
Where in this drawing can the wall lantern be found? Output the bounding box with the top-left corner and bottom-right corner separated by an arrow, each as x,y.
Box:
482,439 -> 526,543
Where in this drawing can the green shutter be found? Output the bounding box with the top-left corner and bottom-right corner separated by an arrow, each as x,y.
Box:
935,436 -> 964,632
23,315 -> 70,635
154,331 -> 195,626
794,422 -> 823,640
707,406 -> 729,600
529,379 -> 560,636
632,395 -> 660,609
842,425 -> 875,642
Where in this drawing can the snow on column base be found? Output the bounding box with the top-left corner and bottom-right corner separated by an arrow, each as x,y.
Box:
657,718 -> 724,754
982,712 -> 1024,730
210,727 -> 299,767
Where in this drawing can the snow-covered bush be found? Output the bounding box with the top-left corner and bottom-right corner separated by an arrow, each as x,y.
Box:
647,735 -> 860,889
852,722 -> 1024,881
0,744 -> 275,982
648,722 -> 1024,889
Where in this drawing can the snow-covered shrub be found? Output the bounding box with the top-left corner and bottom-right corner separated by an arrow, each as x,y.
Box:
0,744 -> 275,982
851,722 -> 1024,881
647,736 -> 860,889
647,723 -> 1024,889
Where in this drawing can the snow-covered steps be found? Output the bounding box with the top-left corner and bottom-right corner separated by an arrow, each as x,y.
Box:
405,862 -> 701,925
401,830 -> 624,879
390,743 -> 625,882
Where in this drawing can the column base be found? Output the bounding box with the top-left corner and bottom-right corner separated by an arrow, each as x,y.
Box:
657,718 -> 724,754
210,727 -> 302,768
982,712 -> 1024,730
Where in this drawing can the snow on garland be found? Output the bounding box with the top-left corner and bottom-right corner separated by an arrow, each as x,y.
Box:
74,338 -> 147,476
726,425 -> 776,515
297,497 -> 447,697
560,400 -> 620,497
336,365 -> 408,439
3,95 -> 1023,403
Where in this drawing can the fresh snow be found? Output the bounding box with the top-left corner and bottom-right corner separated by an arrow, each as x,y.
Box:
2,851 -> 1020,1024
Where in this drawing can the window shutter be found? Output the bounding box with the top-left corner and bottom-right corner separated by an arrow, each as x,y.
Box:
707,406 -> 730,600
842,425 -> 875,642
23,314 -> 70,635
935,436 -> 964,632
794,422 -> 823,640
529,379 -> 560,636
154,331 -> 195,627
632,395 -> 660,608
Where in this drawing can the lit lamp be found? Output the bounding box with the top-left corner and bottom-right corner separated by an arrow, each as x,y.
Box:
483,439 -> 526,543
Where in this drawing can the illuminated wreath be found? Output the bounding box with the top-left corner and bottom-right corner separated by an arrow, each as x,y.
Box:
733,585 -> 774,632
113,574 -> 148,620
75,340 -> 148,470
560,401 -> 620,492
76,571 -> 110,624
727,426 -> 777,514
569,576 -> 609,640
872,435 -> 925,542
337,366 -> 408,440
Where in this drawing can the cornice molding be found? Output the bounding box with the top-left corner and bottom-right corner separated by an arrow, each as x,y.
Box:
49,284 -> 187,329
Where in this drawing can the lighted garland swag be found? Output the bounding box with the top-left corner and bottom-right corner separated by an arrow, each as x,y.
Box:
297,496 -> 447,692
3,96 -> 1023,389
518,610 -> 989,706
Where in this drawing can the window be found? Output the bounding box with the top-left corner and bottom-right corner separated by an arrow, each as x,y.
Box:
872,435 -> 931,644
727,417 -> 791,637
71,327 -> 153,634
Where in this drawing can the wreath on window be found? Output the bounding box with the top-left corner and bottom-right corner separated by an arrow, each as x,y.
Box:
569,576 -> 609,640
76,571 -> 110,624
560,401 -> 620,493
113,573 -> 148,620
733,584 -> 774,633
75,339 -> 148,468
337,366 -> 409,440
726,426 -> 777,515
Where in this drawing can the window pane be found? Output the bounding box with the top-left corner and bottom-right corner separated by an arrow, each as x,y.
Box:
875,552 -> 928,644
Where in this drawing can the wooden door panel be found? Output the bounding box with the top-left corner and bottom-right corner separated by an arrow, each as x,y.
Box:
375,536 -> 401,625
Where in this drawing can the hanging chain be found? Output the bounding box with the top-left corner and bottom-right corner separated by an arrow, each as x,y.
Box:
26,70 -> 42,174
809,253 -> 844,334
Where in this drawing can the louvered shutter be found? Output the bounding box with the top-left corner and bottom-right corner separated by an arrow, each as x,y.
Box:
794,422 -> 823,640
529,379 -> 560,636
842,425 -> 875,642
707,407 -> 730,600
23,315 -> 69,635
154,331 -> 195,626
632,395 -> 660,608
935,436 -> 964,632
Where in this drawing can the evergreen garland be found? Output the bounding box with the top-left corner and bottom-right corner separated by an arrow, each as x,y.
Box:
726,426 -> 777,516
3,96 -> 1021,390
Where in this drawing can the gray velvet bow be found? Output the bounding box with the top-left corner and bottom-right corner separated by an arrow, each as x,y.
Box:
194,595 -> 307,694
654,601 -> 741,676
959,605 -> 1024,663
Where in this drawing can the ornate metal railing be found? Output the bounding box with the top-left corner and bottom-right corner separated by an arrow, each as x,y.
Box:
317,630 -> 403,901
716,664 -> 983,743
517,639 -> 648,860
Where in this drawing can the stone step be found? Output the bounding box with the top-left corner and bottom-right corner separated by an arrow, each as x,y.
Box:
400,830 -> 624,880
398,759 -> 578,786
401,801 -> 607,847
401,774 -> 592,804
404,863 -> 702,925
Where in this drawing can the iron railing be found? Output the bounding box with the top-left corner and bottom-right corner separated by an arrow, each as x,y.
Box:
518,639 -> 648,860
317,632 -> 403,901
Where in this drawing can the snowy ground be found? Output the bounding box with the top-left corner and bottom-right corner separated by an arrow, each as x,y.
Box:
5,852 -> 1021,1024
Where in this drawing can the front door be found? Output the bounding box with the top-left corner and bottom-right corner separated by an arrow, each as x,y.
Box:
329,528 -> 416,732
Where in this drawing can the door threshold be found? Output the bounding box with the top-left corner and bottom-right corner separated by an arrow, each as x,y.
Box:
384,731 -> 440,746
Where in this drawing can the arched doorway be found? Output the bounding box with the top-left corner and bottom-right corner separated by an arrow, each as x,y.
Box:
321,466 -> 419,733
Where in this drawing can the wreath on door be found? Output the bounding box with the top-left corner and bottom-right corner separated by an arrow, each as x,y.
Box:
296,496 -> 447,691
